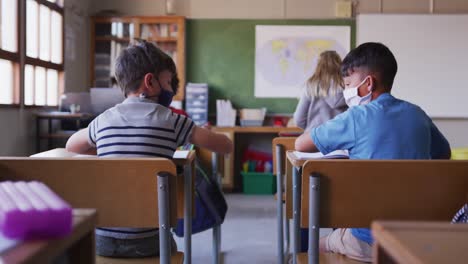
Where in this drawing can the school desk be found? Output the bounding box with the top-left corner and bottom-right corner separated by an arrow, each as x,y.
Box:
35,112 -> 94,152
286,150 -> 310,264
198,126 -> 302,191
372,221 -> 468,264
29,148 -> 197,264
273,137 -> 297,264
0,209 -> 97,264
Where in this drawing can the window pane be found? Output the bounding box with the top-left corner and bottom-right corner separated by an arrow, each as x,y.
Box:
39,5 -> 50,61
47,69 -> 58,106
51,11 -> 62,63
25,65 -> 34,105
0,59 -> 13,104
35,67 -> 46,105
26,0 -> 38,58
1,0 -> 18,52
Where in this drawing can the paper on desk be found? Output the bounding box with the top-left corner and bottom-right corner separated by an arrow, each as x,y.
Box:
0,233 -> 19,254
173,150 -> 189,159
293,150 -> 349,160
30,148 -> 76,158
30,149 -> 95,158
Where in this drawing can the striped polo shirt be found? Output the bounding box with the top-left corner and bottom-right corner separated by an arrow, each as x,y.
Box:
88,96 -> 194,239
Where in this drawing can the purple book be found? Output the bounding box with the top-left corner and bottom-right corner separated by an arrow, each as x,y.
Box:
0,181 -> 72,240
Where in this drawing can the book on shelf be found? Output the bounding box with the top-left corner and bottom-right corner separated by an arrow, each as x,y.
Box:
170,24 -> 178,37
159,24 -> 169,37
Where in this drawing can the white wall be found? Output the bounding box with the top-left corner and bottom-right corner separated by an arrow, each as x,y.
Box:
89,0 -> 468,18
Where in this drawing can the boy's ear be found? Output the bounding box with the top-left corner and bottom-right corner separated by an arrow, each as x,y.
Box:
143,73 -> 154,89
367,75 -> 375,91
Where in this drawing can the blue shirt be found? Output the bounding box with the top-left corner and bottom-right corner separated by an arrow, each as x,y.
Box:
311,93 -> 451,244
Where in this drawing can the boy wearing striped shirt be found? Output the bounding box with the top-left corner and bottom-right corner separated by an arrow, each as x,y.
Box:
66,41 -> 233,257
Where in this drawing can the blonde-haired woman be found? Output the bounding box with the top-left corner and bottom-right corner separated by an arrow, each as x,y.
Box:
294,50 -> 347,131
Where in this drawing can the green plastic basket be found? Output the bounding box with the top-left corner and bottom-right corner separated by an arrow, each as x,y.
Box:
452,148 -> 468,160
241,172 -> 277,195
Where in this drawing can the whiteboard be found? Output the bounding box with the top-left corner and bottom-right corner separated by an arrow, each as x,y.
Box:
357,14 -> 468,118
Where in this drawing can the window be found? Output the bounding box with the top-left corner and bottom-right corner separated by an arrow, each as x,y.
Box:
0,0 -> 19,105
25,0 -> 64,106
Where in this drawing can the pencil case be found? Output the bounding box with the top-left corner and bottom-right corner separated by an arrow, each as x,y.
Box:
0,181 -> 72,239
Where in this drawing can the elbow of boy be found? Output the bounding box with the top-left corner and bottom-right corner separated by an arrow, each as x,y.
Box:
65,140 -> 76,153
295,138 -> 305,152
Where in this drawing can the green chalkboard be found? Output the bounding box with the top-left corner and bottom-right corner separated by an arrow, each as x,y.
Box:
186,19 -> 356,114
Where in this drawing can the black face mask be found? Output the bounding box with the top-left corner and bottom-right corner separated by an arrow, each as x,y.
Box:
157,79 -> 175,107
159,89 -> 174,107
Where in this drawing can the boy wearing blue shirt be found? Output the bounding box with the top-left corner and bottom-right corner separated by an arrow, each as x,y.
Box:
295,42 -> 451,262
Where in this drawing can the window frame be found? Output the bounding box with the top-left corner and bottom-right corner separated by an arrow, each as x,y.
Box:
0,0 -> 20,107
24,0 -> 65,108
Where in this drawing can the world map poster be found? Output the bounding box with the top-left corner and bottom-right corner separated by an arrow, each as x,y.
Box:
255,25 -> 351,98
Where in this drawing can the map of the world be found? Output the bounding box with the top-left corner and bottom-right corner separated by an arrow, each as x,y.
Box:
255,26 -> 350,98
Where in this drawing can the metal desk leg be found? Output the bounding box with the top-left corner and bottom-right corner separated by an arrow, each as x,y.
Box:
36,117 -> 41,152
292,166 -> 301,264
212,152 -> 220,264
47,118 -> 53,150
308,175 -> 320,264
157,172 -> 171,264
276,145 -> 284,264
184,164 -> 193,264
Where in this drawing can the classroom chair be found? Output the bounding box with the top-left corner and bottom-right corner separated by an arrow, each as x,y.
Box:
0,158 -> 183,264
272,137 -> 297,263
298,160 -> 468,264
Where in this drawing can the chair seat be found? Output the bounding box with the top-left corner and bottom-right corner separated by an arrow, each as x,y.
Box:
96,252 -> 184,264
297,252 -> 363,264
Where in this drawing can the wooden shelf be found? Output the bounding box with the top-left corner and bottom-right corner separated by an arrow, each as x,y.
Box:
148,37 -> 178,43
95,36 -> 131,42
91,16 -> 186,101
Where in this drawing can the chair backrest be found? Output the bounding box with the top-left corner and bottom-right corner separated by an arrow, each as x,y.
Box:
300,160 -> 468,228
0,158 -> 178,227
272,137 -> 297,175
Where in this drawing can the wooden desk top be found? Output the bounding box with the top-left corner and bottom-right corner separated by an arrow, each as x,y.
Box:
372,221 -> 468,264
213,126 -> 302,134
32,148 -> 196,165
0,209 -> 97,264
35,111 -> 93,119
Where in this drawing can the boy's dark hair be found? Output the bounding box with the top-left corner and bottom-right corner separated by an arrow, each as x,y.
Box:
115,40 -> 177,96
341,42 -> 398,90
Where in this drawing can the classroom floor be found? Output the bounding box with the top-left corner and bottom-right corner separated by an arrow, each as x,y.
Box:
174,194 -> 332,264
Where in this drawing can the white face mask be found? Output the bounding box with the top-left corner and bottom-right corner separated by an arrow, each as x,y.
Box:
343,77 -> 373,107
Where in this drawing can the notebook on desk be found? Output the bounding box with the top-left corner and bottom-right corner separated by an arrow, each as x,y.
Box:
293,150 -> 349,160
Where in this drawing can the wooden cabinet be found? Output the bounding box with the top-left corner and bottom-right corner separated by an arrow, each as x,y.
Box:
90,16 -> 186,101
198,126 -> 303,191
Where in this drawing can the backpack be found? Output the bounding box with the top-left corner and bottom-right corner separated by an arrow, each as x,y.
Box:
174,161 -> 228,237
452,204 -> 468,223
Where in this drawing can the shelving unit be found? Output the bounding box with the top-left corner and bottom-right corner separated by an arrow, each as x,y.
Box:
90,16 -> 186,101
